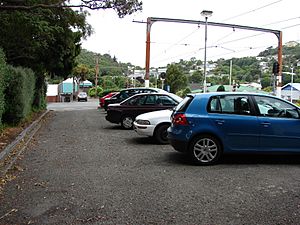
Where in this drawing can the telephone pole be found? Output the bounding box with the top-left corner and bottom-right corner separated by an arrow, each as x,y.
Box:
95,54 -> 99,98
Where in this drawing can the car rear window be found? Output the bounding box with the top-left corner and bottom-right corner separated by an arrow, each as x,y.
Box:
174,96 -> 193,112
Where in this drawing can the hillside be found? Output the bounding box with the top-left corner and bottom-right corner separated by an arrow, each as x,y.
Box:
75,42 -> 300,89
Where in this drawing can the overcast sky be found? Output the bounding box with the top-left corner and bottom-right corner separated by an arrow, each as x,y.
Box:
81,0 -> 300,67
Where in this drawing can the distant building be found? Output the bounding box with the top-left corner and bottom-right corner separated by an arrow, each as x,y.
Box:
240,82 -> 262,90
58,78 -> 79,102
281,83 -> 300,102
285,41 -> 299,47
46,84 -> 59,102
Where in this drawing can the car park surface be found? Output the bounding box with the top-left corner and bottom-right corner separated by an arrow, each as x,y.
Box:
1,106 -> 300,224
168,92 -> 300,165
106,92 -> 182,129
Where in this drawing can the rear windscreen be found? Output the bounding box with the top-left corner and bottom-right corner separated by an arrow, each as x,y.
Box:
174,96 -> 193,112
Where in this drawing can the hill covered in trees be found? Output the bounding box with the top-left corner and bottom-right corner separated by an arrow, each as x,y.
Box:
72,42 -> 300,91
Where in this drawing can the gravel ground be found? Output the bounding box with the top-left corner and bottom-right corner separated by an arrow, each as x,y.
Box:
0,108 -> 300,225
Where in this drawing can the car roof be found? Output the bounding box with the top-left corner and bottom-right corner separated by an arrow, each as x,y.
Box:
119,87 -> 165,92
188,92 -> 300,107
123,92 -> 183,103
189,92 -> 274,98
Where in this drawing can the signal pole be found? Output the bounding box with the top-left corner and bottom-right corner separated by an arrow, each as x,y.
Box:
95,54 -> 99,97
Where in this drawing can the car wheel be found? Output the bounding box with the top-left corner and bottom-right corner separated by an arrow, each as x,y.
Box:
154,124 -> 170,144
188,135 -> 222,165
121,116 -> 134,129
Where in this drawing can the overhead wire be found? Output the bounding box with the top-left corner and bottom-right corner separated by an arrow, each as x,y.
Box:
152,26 -> 201,59
151,20 -> 300,66
150,0 -> 300,66
221,0 -> 283,22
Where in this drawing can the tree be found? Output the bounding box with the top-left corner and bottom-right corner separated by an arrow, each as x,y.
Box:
165,64 -> 188,93
189,70 -> 203,83
0,0 -> 143,18
73,64 -> 90,81
0,6 -> 92,77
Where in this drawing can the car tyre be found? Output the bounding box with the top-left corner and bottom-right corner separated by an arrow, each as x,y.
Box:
154,124 -> 170,144
121,115 -> 134,129
188,135 -> 222,165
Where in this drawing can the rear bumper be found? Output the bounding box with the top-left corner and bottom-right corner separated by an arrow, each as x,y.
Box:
167,126 -> 190,152
168,138 -> 188,152
105,114 -> 120,124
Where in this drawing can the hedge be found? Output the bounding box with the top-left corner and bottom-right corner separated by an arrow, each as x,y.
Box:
0,48 -> 6,128
3,66 -> 35,125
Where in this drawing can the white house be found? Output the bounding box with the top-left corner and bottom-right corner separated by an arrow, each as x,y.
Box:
281,83 -> 300,102
46,84 -> 58,102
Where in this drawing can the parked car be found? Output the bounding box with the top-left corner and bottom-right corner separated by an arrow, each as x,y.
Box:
99,92 -> 118,108
168,92 -> 300,165
106,92 -> 182,129
134,108 -> 175,144
103,87 -> 166,110
77,92 -> 88,102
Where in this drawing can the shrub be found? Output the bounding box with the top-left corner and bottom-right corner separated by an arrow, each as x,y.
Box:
0,48 -> 6,128
3,66 -> 35,125
176,87 -> 191,98
88,86 -> 103,97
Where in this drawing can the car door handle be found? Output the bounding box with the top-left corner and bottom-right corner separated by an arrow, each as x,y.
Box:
215,119 -> 225,125
261,122 -> 270,127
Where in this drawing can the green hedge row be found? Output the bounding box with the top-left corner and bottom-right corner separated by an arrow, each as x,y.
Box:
0,47 -> 41,126
0,49 -> 6,127
3,66 -> 36,125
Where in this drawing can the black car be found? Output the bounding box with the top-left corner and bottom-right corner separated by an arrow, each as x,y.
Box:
106,92 -> 182,129
103,87 -> 165,110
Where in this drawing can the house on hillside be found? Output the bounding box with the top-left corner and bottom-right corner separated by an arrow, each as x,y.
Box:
281,83 -> 300,102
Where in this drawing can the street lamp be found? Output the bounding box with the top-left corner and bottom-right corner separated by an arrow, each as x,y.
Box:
290,67 -> 294,102
201,10 -> 213,93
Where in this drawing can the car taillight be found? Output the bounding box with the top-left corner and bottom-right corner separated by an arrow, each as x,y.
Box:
172,113 -> 188,126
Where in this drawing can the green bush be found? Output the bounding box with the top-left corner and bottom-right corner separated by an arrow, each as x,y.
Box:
0,48 -> 6,128
33,74 -> 46,111
176,87 -> 191,98
88,86 -> 103,97
3,66 -> 35,125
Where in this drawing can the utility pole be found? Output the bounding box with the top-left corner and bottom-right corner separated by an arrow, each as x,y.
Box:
290,67 -> 294,102
95,54 -> 99,98
229,60 -> 232,86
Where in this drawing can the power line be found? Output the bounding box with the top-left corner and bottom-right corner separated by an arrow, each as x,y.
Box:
152,27 -> 200,59
262,16 -> 300,27
222,0 -> 283,22
150,15 -> 300,67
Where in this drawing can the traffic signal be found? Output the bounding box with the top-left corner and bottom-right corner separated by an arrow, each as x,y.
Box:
160,72 -> 166,79
272,61 -> 279,74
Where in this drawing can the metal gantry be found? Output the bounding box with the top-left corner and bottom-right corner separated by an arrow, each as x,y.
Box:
144,17 -> 282,95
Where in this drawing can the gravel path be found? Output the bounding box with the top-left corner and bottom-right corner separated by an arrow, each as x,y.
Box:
1,108 -> 300,225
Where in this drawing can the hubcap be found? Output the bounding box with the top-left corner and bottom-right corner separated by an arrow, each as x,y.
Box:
162,129 -> 168,141
193,138 -> 218,163
123,117 -> 133,128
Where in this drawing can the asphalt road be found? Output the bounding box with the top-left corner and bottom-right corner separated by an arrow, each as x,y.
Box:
1,102 -> 300,224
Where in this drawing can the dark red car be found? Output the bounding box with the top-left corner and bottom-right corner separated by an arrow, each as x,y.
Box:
105,92 -> 182,129
99,92 -> 118,108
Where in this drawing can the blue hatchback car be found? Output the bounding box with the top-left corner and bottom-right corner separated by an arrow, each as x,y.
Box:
168,92 -> 300,165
